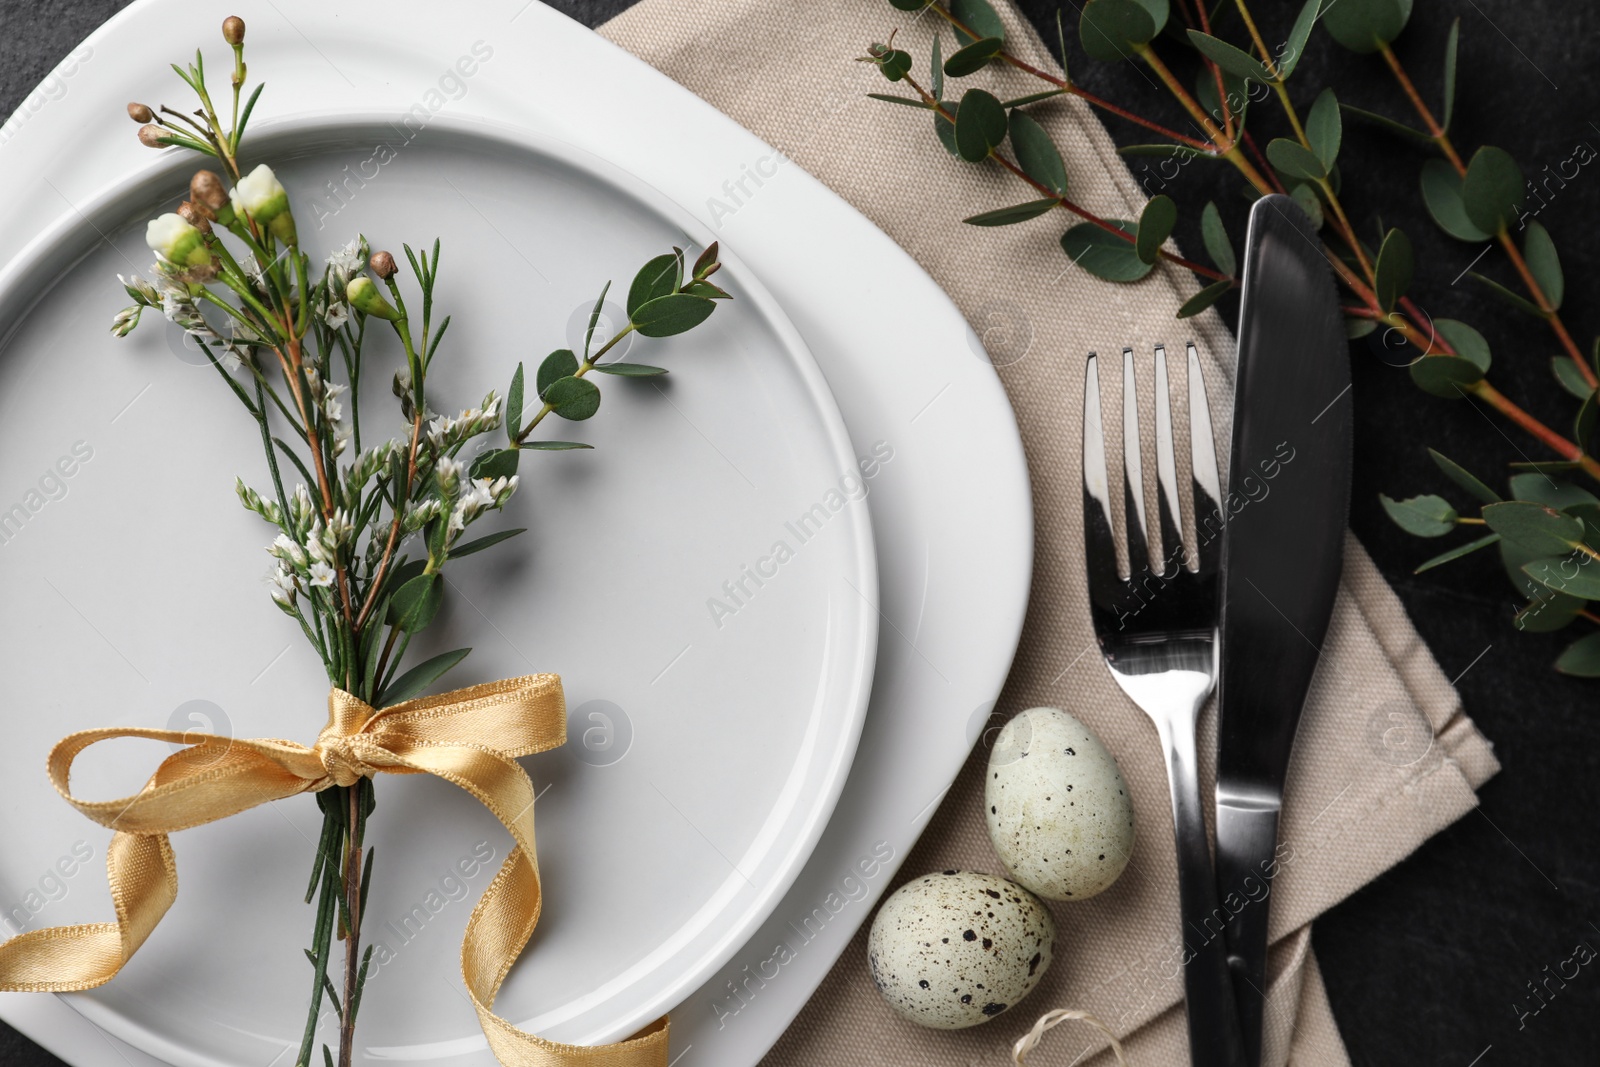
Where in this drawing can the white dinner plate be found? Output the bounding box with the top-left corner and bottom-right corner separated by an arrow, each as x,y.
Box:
0,3 -> 1034,1066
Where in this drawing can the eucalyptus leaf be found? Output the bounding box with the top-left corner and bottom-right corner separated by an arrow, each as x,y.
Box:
954,89 -> 1007,162
449,528 -> 526,559
1415,533 -> 1501,574
1306,88 -> 1342,169
1507,473 -> 1598,511
1552,356 -> 1593,401
932,32 -> 944,100
683,280 -> 730,300
1080,0 -> 1157,62
1060,220 -> 1155,282
1135,195 -> 1177,264
584,280 -> 610,357
1576,391 -> 1597,452
537,349 -> 579,398
1001,89 -> 1069,108
951,0 -> 1006,44
1435,318 -> 1492,367
1483,501 -> 1586,556
1340,103 -> 1431,144
1509,461 -> 1583,476
964,200 -> 1060,226
1429,448 -> 1501,504
1321,0 -> 1413,54
934,102 -> 960,156
1186,31 -> 1271,82
1200,201 -> 1236,274
1195,65 -> 1249,127
469,447 -> 520,481
945,38 -> 1004,77
1129,0 -> 1170,35
1442,17 -> 1460,131
1290,182 -> 1325,229
1460,146 -> 1524,234
1523,557 -> 1600,600
1373,227 -> 1412,311
1009,110 -> 1067,195
632,293 -> 716,337
1419,159 -> 1491,241
1176,279 -> 1233,318
1512,591 -> 1583,633
378,648 -> 471,706
505,362 -> 525,445
1380,493 -> 1458,537
626,253 -> 680,317
1522,219 -> 1563,310
1347,317 -> 1378,339
543,375 -> 602,421
1266,138 -> 1326,181
1409,355 -> 1484,398
1555,632 -> 1600,676
1118,143 -> 1216,160
867,92 -> 931,109
391,572 -> 443,633
521,440 -> 593,450
875,48 -> 913,82
593,362 -> 669,376
1280,0 -> 1321,77
1469,272 -> 1546,317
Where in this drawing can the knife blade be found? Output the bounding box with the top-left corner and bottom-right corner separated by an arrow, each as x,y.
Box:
1214,194 -> 1352,1067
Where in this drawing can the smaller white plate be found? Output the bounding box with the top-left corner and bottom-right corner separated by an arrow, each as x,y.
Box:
0,116 -> 876,1062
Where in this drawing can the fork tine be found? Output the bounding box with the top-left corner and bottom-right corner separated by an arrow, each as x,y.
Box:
1082,355 -> 1121,607
1153,345 -> 1184,577
1187,342 -> 1224,576
1121,348 -> 1150,579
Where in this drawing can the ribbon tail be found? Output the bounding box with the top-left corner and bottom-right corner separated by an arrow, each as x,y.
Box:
463,845 -> 670,1067
0,832 -> 177,992
383,739 -> 670,1066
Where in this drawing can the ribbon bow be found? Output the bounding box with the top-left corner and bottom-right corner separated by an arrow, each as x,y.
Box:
0,674 -> 669,1066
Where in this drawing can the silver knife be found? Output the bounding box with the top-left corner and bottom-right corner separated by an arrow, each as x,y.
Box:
1214,194 -> 1352,1067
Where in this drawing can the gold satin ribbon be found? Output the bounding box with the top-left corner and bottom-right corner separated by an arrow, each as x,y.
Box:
0,674 -> 670,1066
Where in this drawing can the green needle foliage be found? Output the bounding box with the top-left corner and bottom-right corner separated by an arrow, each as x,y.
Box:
859,0 -> 1600,677
112,18 -> 729,1065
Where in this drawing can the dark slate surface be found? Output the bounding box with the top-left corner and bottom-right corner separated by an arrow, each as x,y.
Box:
1,1 -> 1595,1063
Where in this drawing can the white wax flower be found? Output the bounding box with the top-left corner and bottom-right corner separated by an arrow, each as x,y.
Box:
146,213 -> 210,268
230,164 -> 297,245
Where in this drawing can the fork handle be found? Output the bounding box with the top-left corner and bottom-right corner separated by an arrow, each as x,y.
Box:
1161,720 -> 1248,1067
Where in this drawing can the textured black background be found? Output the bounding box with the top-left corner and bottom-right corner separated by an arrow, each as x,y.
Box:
1,1 -> 1596,1064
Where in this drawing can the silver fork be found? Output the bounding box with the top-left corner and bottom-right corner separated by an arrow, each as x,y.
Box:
1082,344 -> 1244,1067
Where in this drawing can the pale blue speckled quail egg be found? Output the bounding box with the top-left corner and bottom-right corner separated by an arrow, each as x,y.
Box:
985,706 -> 1135,901
866,870 -> 1054,1029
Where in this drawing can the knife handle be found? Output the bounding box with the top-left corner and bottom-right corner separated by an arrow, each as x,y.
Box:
1213,802 -> 1282,1067
1160,721 -> 1248,1067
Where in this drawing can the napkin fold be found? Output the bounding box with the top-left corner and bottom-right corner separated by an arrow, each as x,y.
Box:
600,2 -> 1500,1064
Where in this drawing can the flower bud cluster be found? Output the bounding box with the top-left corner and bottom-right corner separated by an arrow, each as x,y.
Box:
236,477 -> 283,525
426,393 -> 503,451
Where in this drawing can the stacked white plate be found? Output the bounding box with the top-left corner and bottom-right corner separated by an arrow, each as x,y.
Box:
0,2 -> 1031,1064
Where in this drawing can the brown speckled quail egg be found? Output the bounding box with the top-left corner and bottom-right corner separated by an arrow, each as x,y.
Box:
985,706 -> 1135,901
866,870 -> 1054,1029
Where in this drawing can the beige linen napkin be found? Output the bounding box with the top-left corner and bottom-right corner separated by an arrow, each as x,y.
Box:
600,2 -> 1501,1064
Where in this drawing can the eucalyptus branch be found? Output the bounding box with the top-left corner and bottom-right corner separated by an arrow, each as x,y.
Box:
1374,39 -> 1597,390
896,66 -> 1230,283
